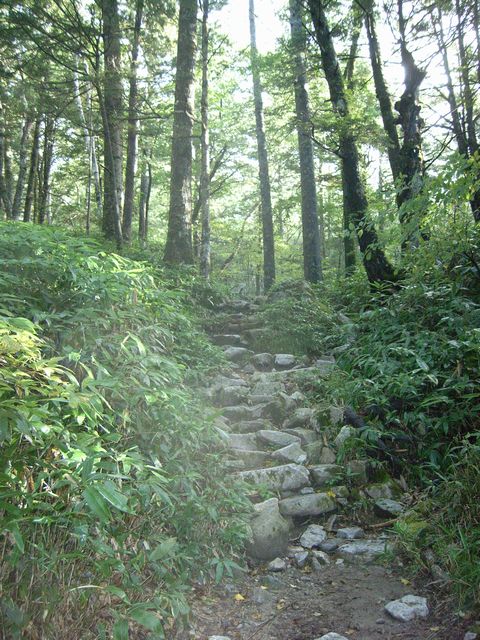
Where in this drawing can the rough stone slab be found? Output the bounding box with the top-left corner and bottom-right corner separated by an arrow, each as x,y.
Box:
334,425 -> 355,448
283,427 -> 318,445
272,442 -> 307,465
283,407 -> 319,431
213,375 -> 248,388
338,539 -> 388,562
267,557 -> 287,572
279,493 -> 336,518
209,636 -> 231,640
232,449 -> 271,468
233,419 -> 273,434
346,460 -> 368,484
364,482 -> 395,500
238,463 -> 310,492
252,378 -> 285,396
315,634 -> 350,640
227,433 -> 258,451
293,550 -> 309,568
246,498 -> 291,561
319,539 -> 342,553
213,334 -> 243,346
299,524 -> 327,548
216,386 -> 249,407
251,352 -> 274,371
385,595 -> 429,622
310,464 -> 342,487
337,527 -> 365,540
274,353 -> 297,369
222,404 -> 264,422
257,430 -> 301,448
375,498 -> 405,518
223,346 -> 254,363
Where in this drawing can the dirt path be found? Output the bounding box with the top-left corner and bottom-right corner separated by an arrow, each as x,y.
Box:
185,300 -> 467,640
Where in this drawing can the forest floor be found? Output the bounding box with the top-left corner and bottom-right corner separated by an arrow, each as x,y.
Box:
182,300 -> 471,640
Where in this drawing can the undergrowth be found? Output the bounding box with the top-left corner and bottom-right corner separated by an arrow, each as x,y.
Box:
0,223 -> 251,639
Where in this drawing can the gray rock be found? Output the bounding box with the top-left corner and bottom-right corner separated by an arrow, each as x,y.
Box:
375,498 -> 404,518
224,346 -> 254,363
334,425 -> 355,448
281,391 -> 305,412
267,557 -> 287,572
209,636 -> 231,640
329,406 -> 344,425
213,375 -> 248,388
338,539 -> 387,562
222,405 -> 263,422
315,634 -> 350,640
319,539 -> 341,553
319,447 -> 337,464
299,486 -> 314,494
293,550 -> 309,568
252,586 -> 275,605
228,433 -> 258,451
337,527 -> 365,540
246,498 -> 291,561
274,353 -> 297,369
213,334 -> 243,346
283,427 -> 318,445
331,485 -> 349,499
260,399 -> 286,423
310,464 -> 342,487
464,633 -> 478,640
243,363 -> 255,374
216,386 -> 249,407
384,595 -> 429,622
314,360 -> 336,376
234,419 -> 273,433
257,430 -> 301,448
346,460 -> 368,484
233,449 -> 271,468
238,463 -> 311,492
252,378 -> 285,396
279,493 -> 336,518
283,407 -> 319,431
364,482 -> 395,500
311,549 -> 330,565
299,524 -> 327,549
251,352 -> 274,371
272,442 -> 307,465
250,394 -> 274,405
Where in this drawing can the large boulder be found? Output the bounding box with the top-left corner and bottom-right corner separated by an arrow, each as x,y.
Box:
246,498 -> 292,561
279,493 -> 336,518
274,354 -> 297,370
283,407 -> 319,431
310,464 -> 342,487
223,346 -> 253,363
215,386 -> 249,407
257,430 -> 301,448
272,442 -> 307,465
227,433 -> 258,451
251,352 -> 274,371
238,463 -> 310,492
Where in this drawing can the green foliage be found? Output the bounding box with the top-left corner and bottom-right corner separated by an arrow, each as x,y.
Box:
0,223 -> 250,639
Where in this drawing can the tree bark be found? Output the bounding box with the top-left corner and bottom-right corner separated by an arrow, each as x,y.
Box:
308,0 -> 396,284
38,117 -> 54,225
11,116 -> 33,221
249,0 -> 276,290
289,0 -> 322,283
123,0 -> 144,243
73,58 -> 102,222
0,100 -> 11,219
101,0 -> 124,247
24,117 -> 40,222
199,0 -> 211,278
164,0 -> 197,264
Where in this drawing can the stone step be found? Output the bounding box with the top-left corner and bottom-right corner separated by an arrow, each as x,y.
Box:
237,463 -> 311,493
279,492 -> 337,518
212,334 -> 245,346
223,346 -> 254,363
257,429 -> 302,448
230,418 -> 274,433
229,449 -> 272,469
283,427 -> 318,445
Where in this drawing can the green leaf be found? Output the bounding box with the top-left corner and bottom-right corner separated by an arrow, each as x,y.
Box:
83,486 -> 112,522
6,522 -> 25,553
149,537 -> 178,562
113,618 -> 129,640
97,480 -> 131,513
129,606 -> 163,632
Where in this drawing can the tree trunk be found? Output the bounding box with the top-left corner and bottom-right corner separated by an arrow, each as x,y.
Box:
123,0 -> 144,243
308,0 -> 396,284
138,147 -> 152,248
0,100 -> 11,219
289,0 -> 322,283
344,2 -> 363,88
249,0 -> 275,290
38,117 -> 54,225
73,58 -> 102,222
199,0 -> 211,278
11,116 -> 33,221
24,118 -> 40,222
101,0 -> 124,247
163,0 -> 197,264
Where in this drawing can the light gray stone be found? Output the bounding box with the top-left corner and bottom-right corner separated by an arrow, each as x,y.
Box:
274,353 -> 297,369
252,586 -> 275,605
267,557 -> 287,572
293,550 -> 309,568
209,636 -> 231,640
346,460 -> 368,484
213,375 -> 248,388
375,498 -> 404,518
223,346 -> 254,363
257,430 -> 301,448
252,378 -> 285,396
338,539 -> 387,562
310,464 -> 342,487
283,427 -> 318,445
283,407 -> 319,431
314,360 -> 336,376
222,405 -> 263,422
246,498 -> 291,561
334,425 -> 355,448
384,595 -> 429,622
364,482 -> 395,500
227,433 -> 257,451
329,406 -> 344,425
281,391 -> 305,412
213,333 -> 243,346
234,419 -> 272,433
272,442 -> 307,465
311,549 -> 330,565
251,352 -> 274,371
238,463 -> 310,492
464,633 -> 478,640
299,524 -> 327,549
233,449 -> 271,468
319,539 -> 341,553
315,634 -> 350,640
337,527 -> 365,540
279,493 -> 336,518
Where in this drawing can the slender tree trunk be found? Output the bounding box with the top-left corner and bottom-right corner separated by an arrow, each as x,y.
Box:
308,0 -> 396,284
138,147 -> 152,248
4,135 -> 13,219
73,58 -> 102,221
164,0 -> 197,264
0,101 -> 11,219
102,0 -> 123,247
24,118 -> 40,222
123,0 -> 144,243
249,0 -> 275,290
38,117 -> 54,225
199,0 -> 211,278
12,116 -> 33,220
289,0 -> 322,283
344,2 -> 363,88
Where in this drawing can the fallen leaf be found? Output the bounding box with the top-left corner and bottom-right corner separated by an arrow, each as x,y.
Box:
430,627 -> 441,632
400,578 -> 411,585
234,593 -> 245,601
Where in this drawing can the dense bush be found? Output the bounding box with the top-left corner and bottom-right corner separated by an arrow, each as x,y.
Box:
0,223 -> 250,639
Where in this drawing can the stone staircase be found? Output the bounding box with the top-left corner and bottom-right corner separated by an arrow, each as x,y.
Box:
206,299 -> 405,568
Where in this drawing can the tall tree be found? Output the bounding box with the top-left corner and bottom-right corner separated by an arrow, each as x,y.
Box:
101,0 -> 124,247
164,0 -> 198,264
24,117 -> 40,222
289,0 -> 322,283
249,0 -> 275,291
308,0 -> 397,284
199,0 -> 211,278
123,0 -> 144,243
